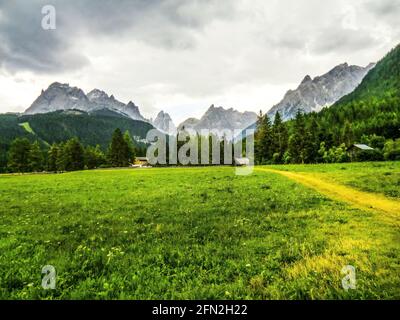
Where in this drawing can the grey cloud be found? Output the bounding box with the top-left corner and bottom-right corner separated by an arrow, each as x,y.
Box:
364,0 -> 400,36
265,28 -> 309,52
0,0 -> 236,73
0,0 -> 90,73
365,0 -> 400,16
309,26 -> 379,55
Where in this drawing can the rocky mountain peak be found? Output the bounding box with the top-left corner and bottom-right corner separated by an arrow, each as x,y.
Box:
178,105 -> 257,137
127,101 -> 138,108
152,110 -> 176,134
87,89 -> 109,101
301,75 -> 312,84
24,83 -> 147,122
267,62 -> 375,121
24,82 -> 89,115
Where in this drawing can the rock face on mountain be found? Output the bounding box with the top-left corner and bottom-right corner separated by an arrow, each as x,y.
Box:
178,118 -> 200,130
178,105 -> 257,135
25,82 -> 90,115
25,83 -> 147,122
152,111 -> 176,134
267,62 -> 375,121
87,89 -> 146,122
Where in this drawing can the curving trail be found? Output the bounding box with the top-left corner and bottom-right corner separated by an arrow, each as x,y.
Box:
256,168 -> 400,224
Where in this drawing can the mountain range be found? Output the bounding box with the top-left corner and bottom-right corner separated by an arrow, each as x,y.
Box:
25,82 -> 147,122
21,59 -> 375,137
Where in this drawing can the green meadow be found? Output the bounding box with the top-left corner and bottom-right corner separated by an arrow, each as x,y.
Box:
0,163 -> 399,299
267,162 -> 400,199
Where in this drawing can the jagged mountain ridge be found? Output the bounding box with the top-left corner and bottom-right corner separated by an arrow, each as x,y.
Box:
23,61 -> 376,136
267,62 -> 375,121
25,82 -> 147,122
178,105 -> 257,135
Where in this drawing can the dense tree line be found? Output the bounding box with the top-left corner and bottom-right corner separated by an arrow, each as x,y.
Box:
4,129 -> 139,173
254,110 -> 400,164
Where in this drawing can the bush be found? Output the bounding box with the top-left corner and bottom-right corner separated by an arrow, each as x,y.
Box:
356,149 -> 384,162
383,139 -> 400,161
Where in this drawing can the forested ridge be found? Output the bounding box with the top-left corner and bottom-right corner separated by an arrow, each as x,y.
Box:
254,44 -> 400,164
0,110 -> 152,172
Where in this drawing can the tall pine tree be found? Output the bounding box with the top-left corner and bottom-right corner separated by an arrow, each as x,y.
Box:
7,138 -> 31,173
64,138 -> 85,171
28,141 -> 44,172
271,112 -> 288,163
288,111 -> 314,164
255,112 -> 274,164
108,128 -> 130,167
47,143 -> 60,172
123,130 -> 136,163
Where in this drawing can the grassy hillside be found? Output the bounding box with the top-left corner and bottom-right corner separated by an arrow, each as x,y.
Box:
0,164 -> 398,299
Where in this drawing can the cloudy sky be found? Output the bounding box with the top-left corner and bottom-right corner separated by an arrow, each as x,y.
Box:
0,0 -> 399,123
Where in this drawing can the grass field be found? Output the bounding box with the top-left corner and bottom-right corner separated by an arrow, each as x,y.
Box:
268,162 -> 400,199
0,162 -> 399,299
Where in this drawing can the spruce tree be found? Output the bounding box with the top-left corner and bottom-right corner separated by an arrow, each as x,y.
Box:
56,143 -> 67,172
123,130 -> 135,163
47,143 -> 60,172
288,111 -> 312,164
28,141 -> 44,172
342,121 -> 354,147
85,145 -> 106,169
272,112 -> 288,163
64,138 -> 85,171
255,111 -> 264,163
108,128 -> 130,167
94,145 -> 106,167
7,138 -> 31,173
255,113 -> 274,163
306,117 -> 320,163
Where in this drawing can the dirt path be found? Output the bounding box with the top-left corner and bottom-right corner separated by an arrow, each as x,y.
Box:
256,168 -> 400,223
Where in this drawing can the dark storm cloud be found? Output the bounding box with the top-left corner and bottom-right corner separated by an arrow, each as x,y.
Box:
0,0 -> 93,73
0,0 -> 236,73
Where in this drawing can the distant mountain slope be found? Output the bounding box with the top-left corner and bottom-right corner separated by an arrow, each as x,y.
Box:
178,118 -> 200,130
21,109 -> 153,148
0,110 -> 154,157
267,62 -> 375,121
178,105 -> 257,135
315,44 -> 400,139
25,82 -> 147,122
334,46 -> 400,105
87,89 -> 146,122
152,111 -> 176,134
